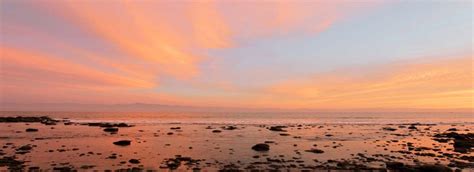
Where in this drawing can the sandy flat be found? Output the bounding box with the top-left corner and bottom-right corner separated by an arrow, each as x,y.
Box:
0,118 -> 473,171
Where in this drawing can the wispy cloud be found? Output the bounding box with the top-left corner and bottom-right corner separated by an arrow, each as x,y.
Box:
1,47 -> 155,89
262,56 -> 473,109
189,1 -> 233,48
1,1 -> 468,110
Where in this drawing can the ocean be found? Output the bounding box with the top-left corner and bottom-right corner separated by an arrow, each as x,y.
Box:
1,111 -> 472,125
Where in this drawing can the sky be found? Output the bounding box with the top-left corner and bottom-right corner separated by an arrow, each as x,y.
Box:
0,0 -> 472,111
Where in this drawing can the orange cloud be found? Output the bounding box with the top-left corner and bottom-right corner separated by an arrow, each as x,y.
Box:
1,47 -> 155,89
188,1 -> 233,48
263,56 -> 473,109
56,1 -> 201,79
5,24 -> 158,82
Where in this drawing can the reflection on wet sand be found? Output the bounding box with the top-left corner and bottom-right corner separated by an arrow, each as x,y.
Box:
0,116 -> 472,171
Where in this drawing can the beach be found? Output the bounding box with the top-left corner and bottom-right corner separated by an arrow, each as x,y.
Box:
2,0 -> 472,171
0,113 -> 472,171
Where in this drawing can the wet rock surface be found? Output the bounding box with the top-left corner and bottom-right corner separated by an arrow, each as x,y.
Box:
268,126 -> 287,132
159,155 -> 202,170
382,127 -> 397,131
128,159 -> 140,164
252,143 -> 270,151
0,116 -> 473,171
433,132 -> 473,153
103,127 -> 119,133
0,156 -> 25,170
113,140 -> 131,146
85,122 -> 133,128
305,148 -> 324,154
0,116 -> 58,125
25,128 -> 38,132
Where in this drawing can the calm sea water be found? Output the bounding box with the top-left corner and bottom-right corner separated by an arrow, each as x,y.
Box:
0,111 -> 472,125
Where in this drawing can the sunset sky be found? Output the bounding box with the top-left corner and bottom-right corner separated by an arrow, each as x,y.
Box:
0,1 -> 472,110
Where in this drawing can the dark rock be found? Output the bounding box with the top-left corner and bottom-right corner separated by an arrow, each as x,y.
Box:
116,123 -> 131,127
212,130 -> 222,133
53,167 -> 73,171
28,166 -> 40,171
382,127 -> 397,131
107,155 -> 117,159
223,126 -> 238,130
447,128 -> 458,131
449,160 -> 473,169
113,140 -> 131,146
459,155 -> 474,162
385,162 -> 404,169
87,122 -> 132,128
454,139 -> 473,153
16,145 -> 32,151
252,143 -> 270,151
0,116 -> 57,125
129,159 -> 140,164
269,126 -> 287,132
433,132 -> 473,153
103,127 -> 118,133
433,138 -> 450,143
160,155 -> 201,170
305,149 -> 324,154
0,156 -> 24,170
415,164 -> 452,172
385,162 -> 451,172
25,128 -> 38,132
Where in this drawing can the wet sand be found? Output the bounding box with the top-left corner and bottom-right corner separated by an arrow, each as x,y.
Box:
0,116 -> 473,171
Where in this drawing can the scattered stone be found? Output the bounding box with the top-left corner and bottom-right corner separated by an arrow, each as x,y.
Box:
454,139 -> 473,153
415,164 -> 452,172
223,126 -> 238,130
129,159 -> 140,164
113,140 -> 131,146
408,125 -> 418,130
25,128 -> 38,132
447,128 -> 458,131
252,143 -> 270,151
433,132 -> 473,153
86,122 -> 132,128
103,127 -> 118,133
0,156 -> 24,170
385,162 -> 404,169
53,167 -> 73,171
160,155 -> 201,170
459,155 -> 474,162
305,149 -> 324,154
269,126 -> 287,132
382,127 -> 397,131
16,145 -> 33,153
0,116 -> 57,125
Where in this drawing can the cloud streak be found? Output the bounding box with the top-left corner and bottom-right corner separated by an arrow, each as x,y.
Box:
1,1 -> 469,111
262,56 -> 473,109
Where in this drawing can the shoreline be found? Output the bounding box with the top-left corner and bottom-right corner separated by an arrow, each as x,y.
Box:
0,116 -> 472,171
